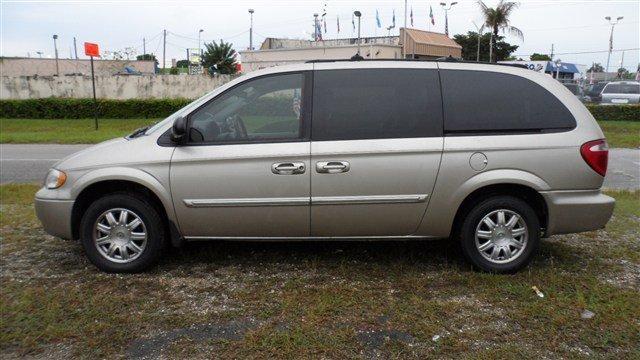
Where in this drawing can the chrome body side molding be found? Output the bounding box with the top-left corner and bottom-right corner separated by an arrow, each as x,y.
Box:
183,194 -> 429,208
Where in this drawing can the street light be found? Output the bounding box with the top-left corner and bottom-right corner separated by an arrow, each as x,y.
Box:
354,11 -> 362,57
439,2 -> 457,36
248,9 -> 255,50
52,34 -> 59,76
604,16 -> 623,81
198,29 -> 204,56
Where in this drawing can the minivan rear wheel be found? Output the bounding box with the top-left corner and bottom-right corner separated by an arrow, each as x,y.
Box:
459,196 -> 540,273
80,193 -> 165,273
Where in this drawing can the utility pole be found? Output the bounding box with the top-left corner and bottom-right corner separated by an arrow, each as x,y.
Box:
248,9 -> 255,50
73,37 -> 78,59
143,37 -> 146,55
472,21 -> 484,62
605,16 -> 623,81
52,35 -> 60,76
440,2 -> 458,36
198,29 -> 204,56
550,43 -> 554,60
162,29 -> 167,70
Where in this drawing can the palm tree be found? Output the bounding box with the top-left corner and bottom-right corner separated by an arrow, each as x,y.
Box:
477,0 -> 523,63
201,40 -> 238,74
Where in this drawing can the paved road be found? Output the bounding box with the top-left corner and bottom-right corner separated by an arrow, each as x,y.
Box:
1,144 -> 638,189
1,144 -> 89,184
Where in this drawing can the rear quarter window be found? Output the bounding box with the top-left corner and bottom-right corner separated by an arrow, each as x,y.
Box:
440,70 -> 576,134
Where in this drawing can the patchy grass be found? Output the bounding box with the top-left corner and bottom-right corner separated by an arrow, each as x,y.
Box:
0,118 -> 638,147
598,120 -> 640,148
0,119 -> 159,144
1,185 -> 639,358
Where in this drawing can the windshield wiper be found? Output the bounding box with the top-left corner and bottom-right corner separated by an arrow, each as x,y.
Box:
128,126 -> 150,139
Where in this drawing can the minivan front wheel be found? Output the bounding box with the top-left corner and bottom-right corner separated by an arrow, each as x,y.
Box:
80,193 -> 165,273
459,196 -> 540,273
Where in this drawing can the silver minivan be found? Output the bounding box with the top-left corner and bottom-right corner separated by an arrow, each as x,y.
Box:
600,81 -> 640,104
35,60 -> 615,273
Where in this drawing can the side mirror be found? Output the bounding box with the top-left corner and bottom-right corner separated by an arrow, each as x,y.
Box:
171,116 -> 187,144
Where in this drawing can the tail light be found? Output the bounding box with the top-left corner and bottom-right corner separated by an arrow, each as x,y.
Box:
580,139 -> 609,176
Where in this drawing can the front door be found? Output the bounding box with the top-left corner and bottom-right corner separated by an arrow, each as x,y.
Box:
310,65 -> 444,237
171,71 -> 312,238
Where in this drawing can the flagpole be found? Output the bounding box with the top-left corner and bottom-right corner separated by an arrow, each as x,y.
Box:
403,0 -> 407,59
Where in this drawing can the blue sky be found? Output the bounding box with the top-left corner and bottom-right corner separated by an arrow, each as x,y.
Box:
2,0 -> 639,71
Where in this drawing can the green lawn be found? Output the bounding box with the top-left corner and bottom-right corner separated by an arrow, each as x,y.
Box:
0,118 -> 159,144
597,121 -> 640,148
0,118 -> 638,148
1,185 -> 639,358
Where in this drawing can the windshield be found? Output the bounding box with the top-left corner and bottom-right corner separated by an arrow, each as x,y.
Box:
602,83 -> 640,94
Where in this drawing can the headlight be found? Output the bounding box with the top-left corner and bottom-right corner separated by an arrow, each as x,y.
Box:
44,169 -> 67,189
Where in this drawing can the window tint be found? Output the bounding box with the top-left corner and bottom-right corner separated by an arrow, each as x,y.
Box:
602,83 -> 640,94
189,73 -> 305,143
440,70 -> 576,133
312,69 -> 443,141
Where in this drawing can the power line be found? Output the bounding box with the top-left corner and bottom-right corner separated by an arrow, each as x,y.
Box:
513,47 -> 639,57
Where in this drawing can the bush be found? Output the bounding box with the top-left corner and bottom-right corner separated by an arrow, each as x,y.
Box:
1,99 -> 638,121
0,98 -> 191,119
585,104 -> 639,122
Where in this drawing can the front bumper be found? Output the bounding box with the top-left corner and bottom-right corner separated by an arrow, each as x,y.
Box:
35,197 -> 74,240
541,190 -> 615,236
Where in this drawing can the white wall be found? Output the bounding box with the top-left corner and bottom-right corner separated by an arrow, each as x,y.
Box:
0,74 -> 236,99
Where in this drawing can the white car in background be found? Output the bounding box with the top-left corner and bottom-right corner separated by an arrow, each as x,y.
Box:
600,81 -> 640,104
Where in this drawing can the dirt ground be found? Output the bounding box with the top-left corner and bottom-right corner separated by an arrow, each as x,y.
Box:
1,185 -> 638,359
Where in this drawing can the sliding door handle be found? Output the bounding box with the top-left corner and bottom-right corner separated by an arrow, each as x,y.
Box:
316,161 -> 350,174
272,162 -> 306,175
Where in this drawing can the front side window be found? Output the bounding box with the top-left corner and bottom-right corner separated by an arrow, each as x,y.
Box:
312,68 -> 443,141
189,73 -> 305,143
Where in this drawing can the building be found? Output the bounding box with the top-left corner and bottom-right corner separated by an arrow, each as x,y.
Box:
0,57 -> 156,77
498,60 -> 584,80
239,28 -> 462,72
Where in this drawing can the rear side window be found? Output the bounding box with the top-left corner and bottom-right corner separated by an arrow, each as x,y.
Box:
602,83 -> 640,94
312,68 -> 443,141
440,70 -> 576,134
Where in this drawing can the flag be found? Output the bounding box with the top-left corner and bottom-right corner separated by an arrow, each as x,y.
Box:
392,9 -> 396,28
376,9 -> 381,28
410,7 -> 414,27
352,13 -> 355,31
429,5 -> 435,25
337,16 -> 340,33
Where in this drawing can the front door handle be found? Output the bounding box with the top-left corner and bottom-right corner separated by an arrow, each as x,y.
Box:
272,162 -> 306,175
316,161 -> 350,174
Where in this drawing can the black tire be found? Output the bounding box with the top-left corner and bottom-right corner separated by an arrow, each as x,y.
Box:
80,193 -> 165,273
459,195 -> 540,273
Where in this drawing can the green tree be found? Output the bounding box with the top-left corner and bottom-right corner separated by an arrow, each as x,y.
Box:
530,53 -> 551,61
136,53 -> 158,65
201,40 -> 238,75
477,0 -> 523,62
453,32 -> 519,62
176,59 -> 190,68
587,63 -> 604,73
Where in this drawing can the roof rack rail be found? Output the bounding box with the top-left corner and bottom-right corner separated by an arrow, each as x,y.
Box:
304,58 -> 533,70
